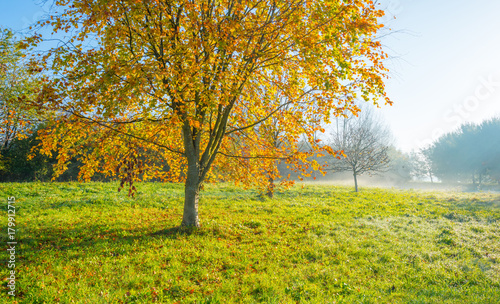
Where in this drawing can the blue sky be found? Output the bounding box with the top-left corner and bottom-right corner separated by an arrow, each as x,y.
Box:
1,0 -> 500,153
0,0 -> 45,31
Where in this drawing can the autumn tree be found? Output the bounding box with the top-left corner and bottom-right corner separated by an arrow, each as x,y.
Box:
326,105 -> 391,192
221,84 -> 324,198
30,0 -> 391,227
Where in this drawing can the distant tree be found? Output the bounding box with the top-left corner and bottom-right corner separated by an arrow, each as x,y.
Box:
326,105 -> 391,192
476,117 -> 500,184
426,131 -> 461,183
0,127 -> 54,182
409,150 -> 434,182
487,154 -> 500,184
426,117 -> 500,185
386,147 -> 413,183
0,28 -> 41,151
0,28 -> 47,179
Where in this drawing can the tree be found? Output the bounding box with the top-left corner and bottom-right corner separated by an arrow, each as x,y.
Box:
409,149 -> 434,183
0,126 -> 55,182
30,0 -> 391,227
475,117 -> 500,185
0,28 -> 40,151
426,117 -> 500,185
1,28 -> 46,178
326,105 -> 391,192
222,85 -> 324,198
386,147 -> 412,184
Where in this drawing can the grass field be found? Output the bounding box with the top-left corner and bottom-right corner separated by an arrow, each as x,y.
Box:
1,182 -> 499,303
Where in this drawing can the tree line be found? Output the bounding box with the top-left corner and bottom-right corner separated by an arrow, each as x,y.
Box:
416,118 -> 500,186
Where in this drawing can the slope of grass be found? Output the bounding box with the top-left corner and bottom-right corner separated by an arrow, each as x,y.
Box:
1,182 -> 499,303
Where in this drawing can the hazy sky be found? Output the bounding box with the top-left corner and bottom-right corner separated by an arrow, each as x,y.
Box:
1,0 -> 500,153
377,0 -> 500,152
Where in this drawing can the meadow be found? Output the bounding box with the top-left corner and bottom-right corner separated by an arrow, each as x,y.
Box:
1,182 -> 499,303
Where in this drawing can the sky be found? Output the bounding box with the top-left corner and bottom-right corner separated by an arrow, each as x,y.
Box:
1,0 -> 500,153
376,0 -> 500,152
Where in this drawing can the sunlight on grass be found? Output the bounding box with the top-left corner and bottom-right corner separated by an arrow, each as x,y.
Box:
0,182 -> 499,303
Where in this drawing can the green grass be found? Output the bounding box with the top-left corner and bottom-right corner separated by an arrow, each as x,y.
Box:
1,182 -> 499,303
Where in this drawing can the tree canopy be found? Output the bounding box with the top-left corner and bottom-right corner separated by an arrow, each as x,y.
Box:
425,118 -> 500,185
28,0 -> 391,226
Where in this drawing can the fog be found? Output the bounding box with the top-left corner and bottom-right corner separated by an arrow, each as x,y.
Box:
295,174 -> 500,194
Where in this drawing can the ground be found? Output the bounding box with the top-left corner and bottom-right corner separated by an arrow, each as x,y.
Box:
0,182 -> 499,303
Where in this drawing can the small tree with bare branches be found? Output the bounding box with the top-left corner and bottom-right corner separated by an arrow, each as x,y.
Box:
326,105 -> 391,192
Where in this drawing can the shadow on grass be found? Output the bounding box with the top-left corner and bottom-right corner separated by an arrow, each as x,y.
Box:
15,223 -> 212,262
151,226 -> 199,237
15,221 -> 230,264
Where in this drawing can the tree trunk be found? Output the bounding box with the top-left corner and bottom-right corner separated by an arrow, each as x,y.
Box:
181,120 -> 202,227
353,172 -> 359,192
266,176 -> 274,198
181,166 -> 201,227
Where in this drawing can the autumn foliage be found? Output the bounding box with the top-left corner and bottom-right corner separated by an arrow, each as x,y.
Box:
28,0 -> 391,226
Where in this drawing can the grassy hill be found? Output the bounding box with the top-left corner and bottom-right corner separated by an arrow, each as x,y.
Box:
1,182 -> 499,303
